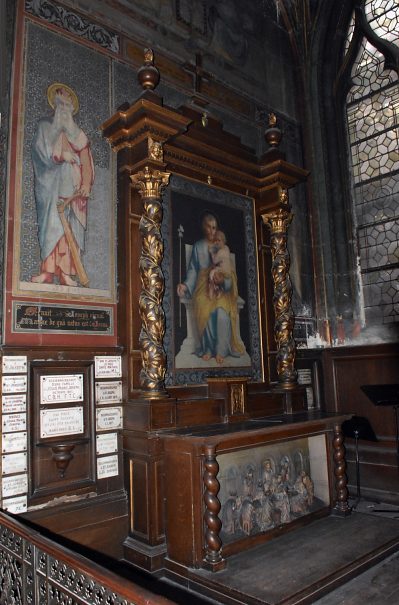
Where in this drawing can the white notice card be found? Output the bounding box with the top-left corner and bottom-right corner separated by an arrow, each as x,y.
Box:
2,375 -> 27,394
2,432 -> 27,453
2,452 -> 28,476
97,454 -> 119,479
2,356 -> 27,374
96,432 -> 118,455
95,381 -> 122,404
2,413 -> 27,433
2,394 -> 27,414
94,356 -> 122,378
40,374 -> 83,404
2,495 -> 27,514
2,474 -> 28,498
96,407 -> 123,431
40,407 -> 84,438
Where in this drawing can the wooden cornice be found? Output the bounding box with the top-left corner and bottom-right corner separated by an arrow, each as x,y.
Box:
102,91 -> 309,210
101,91 -> 192,152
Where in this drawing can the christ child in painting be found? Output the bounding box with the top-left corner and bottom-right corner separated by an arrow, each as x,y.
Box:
208,230 -> 233,300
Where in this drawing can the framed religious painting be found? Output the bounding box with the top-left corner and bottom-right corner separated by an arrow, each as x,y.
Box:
4,3 -> 118,346
162,176 -> 263,385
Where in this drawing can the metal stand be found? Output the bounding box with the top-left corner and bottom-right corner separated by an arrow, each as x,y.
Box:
341,415 -> 377,511
353,429 -> 361,510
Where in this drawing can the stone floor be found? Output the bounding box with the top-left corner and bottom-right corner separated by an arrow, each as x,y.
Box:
173,501 -> 399,605
312,551 -> 399,605
312,499 -> 399,605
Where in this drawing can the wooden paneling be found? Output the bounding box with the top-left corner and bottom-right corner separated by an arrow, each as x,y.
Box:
323,344 -> 399,439
322,344 -> 399,503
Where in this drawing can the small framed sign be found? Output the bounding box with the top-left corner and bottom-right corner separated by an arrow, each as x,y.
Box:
40,374 -> 84,404
40,407 -> 84,438
96,407 -> 123,431
95,381 -> 122,404
94,356 -> 122,378
2,356 -> 27,374
97,454 -> 119,479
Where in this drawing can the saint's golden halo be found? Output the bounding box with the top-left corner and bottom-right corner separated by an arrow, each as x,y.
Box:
47,82 -> 79,115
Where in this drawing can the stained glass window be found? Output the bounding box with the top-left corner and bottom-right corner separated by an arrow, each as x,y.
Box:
346,0 -> 399,326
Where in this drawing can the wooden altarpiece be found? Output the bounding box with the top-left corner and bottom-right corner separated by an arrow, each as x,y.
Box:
101,52 -> 350,574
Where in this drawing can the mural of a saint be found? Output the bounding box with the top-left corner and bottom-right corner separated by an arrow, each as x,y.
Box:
176,212 -> 247,366
31,83 -> 94,287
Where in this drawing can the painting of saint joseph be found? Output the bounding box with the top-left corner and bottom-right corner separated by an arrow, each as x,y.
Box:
174,206 -> 251,370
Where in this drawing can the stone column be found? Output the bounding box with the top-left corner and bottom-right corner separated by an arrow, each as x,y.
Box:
262,189 -> 297,388
130,166 -> 170,398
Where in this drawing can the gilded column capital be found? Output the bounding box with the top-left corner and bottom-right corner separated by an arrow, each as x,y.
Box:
131,166 -> 171,199
261,206 -> 293,234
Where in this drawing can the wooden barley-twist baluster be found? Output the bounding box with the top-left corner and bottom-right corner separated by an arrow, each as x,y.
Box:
203,445 -> 225,571
333,423 -> 351,516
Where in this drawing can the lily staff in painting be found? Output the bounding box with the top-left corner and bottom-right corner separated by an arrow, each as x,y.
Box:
177,212 -> 244,365
31,83 -> 94,287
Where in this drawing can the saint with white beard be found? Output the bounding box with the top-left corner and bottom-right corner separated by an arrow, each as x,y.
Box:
31,83 -> 94,286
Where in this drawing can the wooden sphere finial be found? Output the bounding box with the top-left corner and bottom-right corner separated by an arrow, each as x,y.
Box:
137,48 -> 160,91
265,112 -> 282,148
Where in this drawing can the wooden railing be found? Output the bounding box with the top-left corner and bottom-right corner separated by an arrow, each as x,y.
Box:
0,510 -> 175,605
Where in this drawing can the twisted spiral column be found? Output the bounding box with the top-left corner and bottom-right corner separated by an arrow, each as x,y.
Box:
262,190 -> 297,388
333,423 -> 351,515
203,445 -> 225,570
131,166 -> 170,398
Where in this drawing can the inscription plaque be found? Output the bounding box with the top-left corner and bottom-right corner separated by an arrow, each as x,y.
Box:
96,432 -> 118,455
96,407 -> 123,431
13,303 -> 113,334
40,407 -> 84,438
41,374 -> 84,404
97,454 -> 119,479
297,369 -> 312,385
2,452 -> 28,475
2,413 -> 27,433
2,356 -> 27,374
2,394 -> 26,414
306,386 -> 315,408
1,375 -> 27,393
2,474 -> 28,498
2,432 -> 28,453
94,356 -> 122,378
95,381 -> 122,404
2,495 -> 27,514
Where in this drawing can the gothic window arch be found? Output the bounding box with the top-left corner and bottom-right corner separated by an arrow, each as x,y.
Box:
343,0 -> 399,327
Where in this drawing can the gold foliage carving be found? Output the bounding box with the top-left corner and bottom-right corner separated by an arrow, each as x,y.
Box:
132,166 -> 171,397
263,204 -> 297,387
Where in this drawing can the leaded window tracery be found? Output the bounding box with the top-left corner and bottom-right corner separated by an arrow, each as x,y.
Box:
345,0 -> 399,326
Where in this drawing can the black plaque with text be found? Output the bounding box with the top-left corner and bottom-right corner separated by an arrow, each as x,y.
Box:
13,303 -> 113,334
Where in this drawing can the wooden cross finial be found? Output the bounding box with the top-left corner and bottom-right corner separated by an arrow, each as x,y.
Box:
183,52 -> 212,97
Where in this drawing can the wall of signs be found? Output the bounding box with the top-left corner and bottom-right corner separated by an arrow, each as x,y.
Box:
0,354 -> 123,513
94,356 -> 122,480
1,356 -> 28,513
